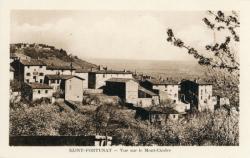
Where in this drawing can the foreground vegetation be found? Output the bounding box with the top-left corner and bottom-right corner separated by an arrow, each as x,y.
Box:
9,98 -> 239,146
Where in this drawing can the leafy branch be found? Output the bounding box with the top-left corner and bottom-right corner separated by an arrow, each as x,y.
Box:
166,11 -> 239,73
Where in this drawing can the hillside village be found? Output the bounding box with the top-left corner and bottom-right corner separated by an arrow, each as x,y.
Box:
9,43 -> 234,146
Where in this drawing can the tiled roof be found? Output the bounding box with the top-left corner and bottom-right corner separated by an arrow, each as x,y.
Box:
146,79 -> 179,85
47,65 -> 76,70
144,106 -> 179,114
20,59 -> 46,66
106,78 -> 135,83
45,75 -> 85,80
28,83 -> 53,89
138,86 -> 157,96
45,75 -> 73,80
75,69 -> 89,73
92,70 -> 133,74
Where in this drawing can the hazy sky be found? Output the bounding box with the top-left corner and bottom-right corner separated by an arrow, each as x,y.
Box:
11,10 -> 218,61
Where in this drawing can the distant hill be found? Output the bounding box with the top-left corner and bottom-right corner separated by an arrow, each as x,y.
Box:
10,43 -> 97,70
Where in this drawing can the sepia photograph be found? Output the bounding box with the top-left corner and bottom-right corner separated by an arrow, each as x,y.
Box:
8,9 -> 240,147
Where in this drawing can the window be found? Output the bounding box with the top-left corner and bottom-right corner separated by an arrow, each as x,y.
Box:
208,95 -> 211,100
51,80 -> 55,84
33,76 -> 36,79
26,73 -> 31,76
26,79 -> 29,83
40,79 -> 43,83
39,73 -> 44,76
103,74 -> 105,78
57,80 -> 60,84
45,90 -> 48,94
201,96 -> 203,100
38,90 -> 41,94
201,89 -> 203,95
27,66 -> 30,69
39,65 -> 43,68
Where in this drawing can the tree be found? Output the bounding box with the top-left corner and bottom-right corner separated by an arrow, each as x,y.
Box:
10,103 -> 61,136
166,10 -> 240,107
166,11 -> 239,75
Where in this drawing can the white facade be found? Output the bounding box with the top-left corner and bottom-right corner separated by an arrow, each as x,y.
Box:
152,84 -> 179,102
65,77 -> 84,102
173,101 -> 190,113
10,71 -> 14,80
125,80 -> 139,104
136,97 -> 159,107
32,88 -> 53,101
24,65 -> 46,83
95,73 -> 133,89
219,97 -> 230,106
47,79 -> 62,91
75,72 -> 88,89
198,85 -> 214,111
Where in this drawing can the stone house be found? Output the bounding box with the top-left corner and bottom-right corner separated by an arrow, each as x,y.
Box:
22,82 -> 53,101
137,86 -> 160,107
140,79 -> 179,102
104,78 -> 138,104
144,106 -> 180,124
46,65 -> 76,76
171,101 -> 190,114
180,79 -> 214,112
44,75 -> 73,92
104,78 -> 160,107
75,69 -> 89,89
44,75 -> 85,102
88,70 -> 133,89
11,59 -> 47,83
62,76 -> 85,102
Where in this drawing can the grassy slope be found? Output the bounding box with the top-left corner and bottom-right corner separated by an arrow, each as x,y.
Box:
10,43 -> 97,69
